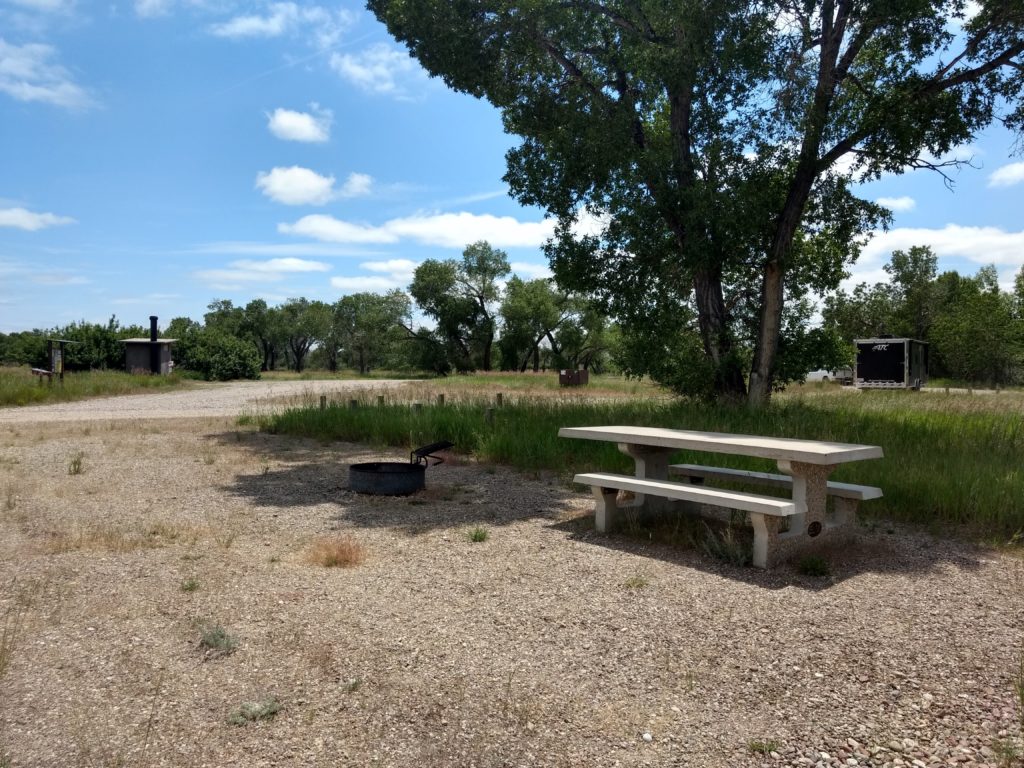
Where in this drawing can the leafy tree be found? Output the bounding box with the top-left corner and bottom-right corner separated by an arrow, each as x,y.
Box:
370,0 -> 1024,404
240,300 -> 286,371
334,290 -> 412,374
885,246 -> 938,340
499,277 -> 567,371
822,282 -> 898,341
173,327 -> 261,381
278,298 -> 331,372
409,241 -> 511,371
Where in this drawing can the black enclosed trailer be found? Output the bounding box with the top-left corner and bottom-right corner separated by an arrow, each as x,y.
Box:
854,338 -> 928,389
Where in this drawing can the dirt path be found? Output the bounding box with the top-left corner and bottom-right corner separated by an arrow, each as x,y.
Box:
0,379 -> 413,423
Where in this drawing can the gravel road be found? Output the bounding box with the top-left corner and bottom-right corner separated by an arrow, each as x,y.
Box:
0,379 -> 412,423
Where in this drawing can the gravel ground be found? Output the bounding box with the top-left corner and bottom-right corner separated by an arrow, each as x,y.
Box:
0,379 -> 413,423
0,390 -> 1021,768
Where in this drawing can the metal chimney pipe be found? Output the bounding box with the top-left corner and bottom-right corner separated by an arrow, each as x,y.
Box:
149,316 -> 160,373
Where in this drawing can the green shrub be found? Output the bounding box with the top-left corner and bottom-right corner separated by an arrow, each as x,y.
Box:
174,330 -> 260,381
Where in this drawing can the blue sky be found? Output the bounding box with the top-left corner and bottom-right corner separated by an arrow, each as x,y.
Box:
1,0 -> 1022,334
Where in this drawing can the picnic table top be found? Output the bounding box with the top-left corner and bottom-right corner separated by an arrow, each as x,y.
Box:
557,425 -> 883,465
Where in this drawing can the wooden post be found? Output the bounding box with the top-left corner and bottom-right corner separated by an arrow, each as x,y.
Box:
377,395 -> 385,406
436,394 -> 445,406
495,392 -> 503,407
485,407 -> 494,425
319,395 -> 326,410
413,403 -> 423,413
350,399 -> 359,410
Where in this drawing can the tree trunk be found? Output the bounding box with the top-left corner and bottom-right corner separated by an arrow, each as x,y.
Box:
692,267 -> 746,401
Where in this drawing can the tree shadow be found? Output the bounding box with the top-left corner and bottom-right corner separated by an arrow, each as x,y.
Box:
211,429 -> 990,589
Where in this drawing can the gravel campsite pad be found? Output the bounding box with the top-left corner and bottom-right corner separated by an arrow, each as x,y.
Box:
0,382 -> 1022,767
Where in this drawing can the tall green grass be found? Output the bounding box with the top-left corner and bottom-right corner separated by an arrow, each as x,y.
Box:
260,388 -> 1024,537
0,366 -> 185,407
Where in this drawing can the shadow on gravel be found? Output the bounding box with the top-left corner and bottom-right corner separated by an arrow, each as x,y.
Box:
210,430 -> 581,536
547,515 -> 989,591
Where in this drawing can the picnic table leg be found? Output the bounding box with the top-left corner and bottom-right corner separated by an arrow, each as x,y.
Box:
750,513 -> 783,569
776,460 -> 834,537
590,486 -> 620,533
616,443 -> 675,514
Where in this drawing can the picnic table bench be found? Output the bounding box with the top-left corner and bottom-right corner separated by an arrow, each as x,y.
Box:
558,426 -> 883,568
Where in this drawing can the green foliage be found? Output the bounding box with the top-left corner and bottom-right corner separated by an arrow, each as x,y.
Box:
227,697 -> 281,726
261,388 -> 1024,536
411,241 -> 510,372
468,526 -> 489,543
0,367 -> 183,407
748,739 -> 779,755
369,0 -> 1024,404
180,578 -> 200,593
198,623 -> 237,656
67,451 -> 85,476
173,328 -> 260,381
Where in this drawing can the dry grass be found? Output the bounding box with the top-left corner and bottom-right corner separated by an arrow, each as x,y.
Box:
41,520 -> 202,555
304,535 -> 367,568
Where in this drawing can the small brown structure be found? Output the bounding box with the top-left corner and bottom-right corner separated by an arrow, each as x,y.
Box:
559,368 -> 589,387
122,316 -> 176,375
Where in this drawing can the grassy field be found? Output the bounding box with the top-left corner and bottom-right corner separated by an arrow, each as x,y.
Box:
0,366 -> 186,407
257,379 -> 1024,540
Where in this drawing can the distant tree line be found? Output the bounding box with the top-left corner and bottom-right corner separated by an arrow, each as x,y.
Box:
823,247 -> 1024,386
0,241 -> 618,381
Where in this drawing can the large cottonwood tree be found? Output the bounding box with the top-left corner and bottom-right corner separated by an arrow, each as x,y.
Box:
369,0 -> 1024,404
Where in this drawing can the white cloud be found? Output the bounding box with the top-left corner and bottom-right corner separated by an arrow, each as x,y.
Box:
330,275 -> 403,293
31,273 -> 89,285
330,43 -> 430,99
256,166 -> 335,206
209,3 -> 353,49
280,209 -> 612,250
0,38 -> 93,109
193,257 -> 331,287
134,0 -> 172,17
386,212 -> 552,248
348,258 -> 418,291
875,196 -> 916,212
987,161 -> 1024,188
510,262 -> 553,280
279,215 -> 399,244
0,206 -> 75,230
267,105 -> 331,143
859,224 -> 1024,268
229,257 -> 329,273
192,240 -> 384,258
337,172 -> 372,198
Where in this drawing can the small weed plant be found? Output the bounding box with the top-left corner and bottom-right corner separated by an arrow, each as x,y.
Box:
468,526 -> 489,543
180,578 -> 200,593
227,697 -> 281,726
67,451 -> 85,475
198,623 -> 237,657
748,739 -> 780,755
700,523 -> 750,567
797,555 -> 831,577
622,574 -> 649,590
305,535 -> 366,568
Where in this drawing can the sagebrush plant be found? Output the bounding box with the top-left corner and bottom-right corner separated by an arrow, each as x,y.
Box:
198,623 -> 237,656
305,535 -> 366,568
180,578 -> 200,593
67,451 -> 85,476
468,526 -> 489,543
227,697 -> 281,726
